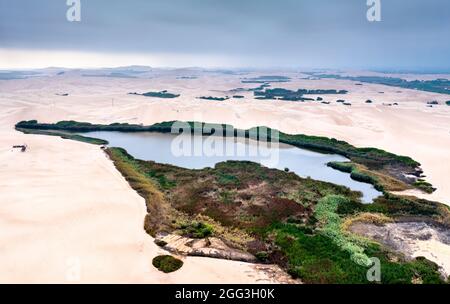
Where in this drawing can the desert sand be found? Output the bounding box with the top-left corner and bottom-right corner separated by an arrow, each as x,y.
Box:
0,69 -> 449,282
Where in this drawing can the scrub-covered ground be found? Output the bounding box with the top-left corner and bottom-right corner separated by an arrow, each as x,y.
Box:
107,147 -> 450,283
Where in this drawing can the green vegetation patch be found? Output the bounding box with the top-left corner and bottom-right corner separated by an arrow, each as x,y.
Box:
152,255 -> 183,273
414,179 -> 437,194
367,193 -> 443,219
216,172 -> 240,187
267,193 -> 445,284
253,88 -> 347,102
270,222 -> 444,283
142,90 -> 180,98
350,171 -> 379,190
327,161 -> 354,173
145,169 -> 177,190
327,161 -> 419,193
273,223 -> 368,283
314,195 -> 371,267
198,96 -> 230,101
242,76 -> 291,83
16,127 -> 108,145
310,74 -> 450,95
177,221 -> 214,238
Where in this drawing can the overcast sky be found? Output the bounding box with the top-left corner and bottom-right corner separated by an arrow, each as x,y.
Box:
0,0 -> 449,69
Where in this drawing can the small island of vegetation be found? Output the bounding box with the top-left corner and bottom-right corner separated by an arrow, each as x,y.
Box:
242,75 -> 291,84
197,96 -> 230,101
152,255 -> 183,273
129,90 -> 180,98
254,88 -> 347,102
310,73 -> 450,95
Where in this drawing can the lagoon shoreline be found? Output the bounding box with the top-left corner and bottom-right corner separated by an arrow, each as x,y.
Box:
12,120 -> 450,282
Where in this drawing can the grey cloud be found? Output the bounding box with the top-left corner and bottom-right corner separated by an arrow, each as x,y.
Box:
0,0 -> 449,69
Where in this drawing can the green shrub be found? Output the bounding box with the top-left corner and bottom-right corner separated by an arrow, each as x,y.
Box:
145,170 -> 176,189
198,96 -> 229,101
367,193 -> 441,217
154,239 -> 168,247
336,199 -> 364,215
255,251 -> 269,262
350,171 -> 377,185
328,162 -> 385,192
152,255 -> 183,273
273,223 -> 369,283
143,91 -> 180,98
327,161 -> 354,173
216,173 -> 240,186
179,221 -> 214,238
413,180 -> 436,194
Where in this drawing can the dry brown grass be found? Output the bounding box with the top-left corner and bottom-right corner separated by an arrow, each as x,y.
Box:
342,212 -> 393,231
436,204 -> 450,227
354,163 -> 411,192
106,148 -> 174,236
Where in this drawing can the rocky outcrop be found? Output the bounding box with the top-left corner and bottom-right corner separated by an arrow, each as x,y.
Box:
155,232 -> 256,263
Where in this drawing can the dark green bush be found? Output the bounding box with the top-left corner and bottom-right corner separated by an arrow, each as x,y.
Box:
180,221 -> 214,238
154,239 -> 168,247
143,91 -> 180,98
255,251 -> 269,262
413,180 -> 436,194
350,171 -> 377,184
152,255 -> 183,273
327,161 -> 354,173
